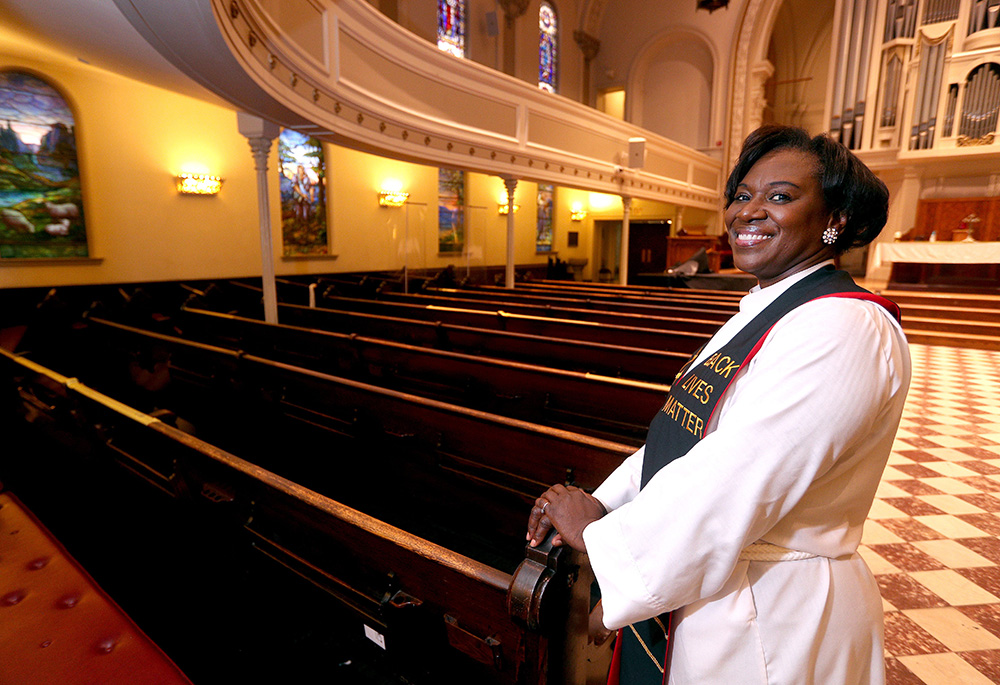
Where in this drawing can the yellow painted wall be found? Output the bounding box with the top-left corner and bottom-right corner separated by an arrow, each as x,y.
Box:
0,25 -> 570,289
0,29 -> 269,288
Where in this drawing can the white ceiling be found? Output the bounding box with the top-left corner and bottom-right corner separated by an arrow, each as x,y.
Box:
1,0 -> 228,105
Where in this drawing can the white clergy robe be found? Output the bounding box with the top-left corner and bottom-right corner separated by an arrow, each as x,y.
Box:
582,262 -> 911,684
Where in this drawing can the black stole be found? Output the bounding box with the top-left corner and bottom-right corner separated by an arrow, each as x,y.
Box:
613,266 -> 900,685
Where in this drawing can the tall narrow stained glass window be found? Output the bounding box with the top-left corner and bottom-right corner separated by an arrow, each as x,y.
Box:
438,168 -> 465,253
438,0 -> 466,58
538,3 -> 558,92
536,184 -> 554,252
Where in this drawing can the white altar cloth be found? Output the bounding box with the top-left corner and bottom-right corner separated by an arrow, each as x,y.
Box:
874,242 -> 1000,267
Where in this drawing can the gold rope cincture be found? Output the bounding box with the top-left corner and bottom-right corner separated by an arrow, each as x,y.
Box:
627,616 -> 670,675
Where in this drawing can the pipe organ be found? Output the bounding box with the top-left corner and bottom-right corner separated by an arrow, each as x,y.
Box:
958,63 -> 1000,142
829,0 -> 1000,153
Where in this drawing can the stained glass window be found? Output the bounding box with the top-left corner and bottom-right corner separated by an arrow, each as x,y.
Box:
536,184 -> 554,252
438,168 -> 465,253
278,129 -> 327,256
0,70 -> 87,258
538,3 -> 558,92
437,0 -> 466,58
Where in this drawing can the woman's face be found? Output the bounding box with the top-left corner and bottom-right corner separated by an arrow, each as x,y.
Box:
724,148 -> 842,288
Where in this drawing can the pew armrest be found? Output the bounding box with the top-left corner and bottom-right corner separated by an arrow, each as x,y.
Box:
507,531 -> 570,633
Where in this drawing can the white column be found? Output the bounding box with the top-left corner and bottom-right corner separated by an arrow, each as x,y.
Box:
503,177 -> 519,289
619,196 -> 633,285
237,112 -> 281,324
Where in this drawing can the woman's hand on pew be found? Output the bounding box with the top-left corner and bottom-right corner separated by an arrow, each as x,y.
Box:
526,484 -> 607,553
589,600 -> 615,646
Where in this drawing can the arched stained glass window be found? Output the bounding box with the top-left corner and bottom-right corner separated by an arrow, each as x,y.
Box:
538,2 -> 558,92
0,70 -> 88,258
438,0 -> 466,58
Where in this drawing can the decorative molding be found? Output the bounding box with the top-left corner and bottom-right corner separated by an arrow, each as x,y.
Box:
957,133 -> 995,147
212,0 -> 722,210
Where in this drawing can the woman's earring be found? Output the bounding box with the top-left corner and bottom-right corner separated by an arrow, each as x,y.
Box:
822,227 -> 839,245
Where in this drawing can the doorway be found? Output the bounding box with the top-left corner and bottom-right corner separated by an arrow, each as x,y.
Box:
628,220 -> 672,282
592,220 -> 621,282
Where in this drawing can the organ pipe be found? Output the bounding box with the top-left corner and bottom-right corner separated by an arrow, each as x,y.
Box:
968,0 -> 1000,34
909,38 -> 949,149
961,65 -> 1000,140
884,0 -> 919,40
832,0 -> 878,148
924,0 -> 960,23
944,83 -> 958,136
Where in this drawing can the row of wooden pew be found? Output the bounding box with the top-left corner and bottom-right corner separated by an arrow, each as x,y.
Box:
1,274 -> 747,683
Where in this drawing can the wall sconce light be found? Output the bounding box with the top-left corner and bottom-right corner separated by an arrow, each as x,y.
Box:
378,189 -> 409,207
176,173 -> 223,195
378,179 -> 409,207
570,202 -> 587,222
497,190 -> 519,215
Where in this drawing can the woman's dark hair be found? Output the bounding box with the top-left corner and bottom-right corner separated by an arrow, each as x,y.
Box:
724,125 -> 889,253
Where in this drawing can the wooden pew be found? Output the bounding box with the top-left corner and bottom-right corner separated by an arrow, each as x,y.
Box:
461,282 -> 743,313
358,289 -> 731,332
54,316 -> 634,507
528,278 -> 748,300
1,347 -> 608,684
419,285 -> 736,321
151,308 -> 667,446
185,288 -> 692,385
318,275 -> 737,323
308,293 -> 712,354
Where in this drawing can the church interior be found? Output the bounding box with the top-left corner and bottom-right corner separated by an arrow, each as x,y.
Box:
1,0 -> 1000,682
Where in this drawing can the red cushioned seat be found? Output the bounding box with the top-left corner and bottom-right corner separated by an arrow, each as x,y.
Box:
0,491 -> 193,685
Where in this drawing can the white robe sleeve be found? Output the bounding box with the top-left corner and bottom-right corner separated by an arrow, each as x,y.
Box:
582,297 -> 908,630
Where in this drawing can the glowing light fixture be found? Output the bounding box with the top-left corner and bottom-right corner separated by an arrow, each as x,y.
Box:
378,180 -> 409,207
497,190 -> 519,215
176,173 -> 223,195
570,202 -> 587,222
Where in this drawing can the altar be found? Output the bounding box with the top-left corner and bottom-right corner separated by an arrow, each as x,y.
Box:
874,241 -> 1000,292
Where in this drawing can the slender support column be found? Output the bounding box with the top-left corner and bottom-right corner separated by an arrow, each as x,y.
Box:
503,177 -> 519,289
619,196 -> 633,285
499,0 -> 530,77
237,112 -> 281,323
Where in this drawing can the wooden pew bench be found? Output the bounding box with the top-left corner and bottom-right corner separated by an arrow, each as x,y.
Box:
194,280 -> 712,355
1,348 -> 609,684
154,309 -> 667,446
465,281 -> 744,313
312,293 -> 711,354
30,318 -> 635,551
186,294 -> 691,385
0,487 -> 193,685
360,288 -> 731,332
416,285 -> 736,323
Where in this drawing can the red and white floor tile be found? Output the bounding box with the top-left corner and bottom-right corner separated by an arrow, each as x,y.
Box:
861,344 -> 1000,684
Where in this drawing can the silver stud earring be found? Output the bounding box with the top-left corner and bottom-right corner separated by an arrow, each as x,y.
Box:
822,227 -> 838,245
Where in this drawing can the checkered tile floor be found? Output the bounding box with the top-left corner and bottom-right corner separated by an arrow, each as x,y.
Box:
860,344 -> 1000,684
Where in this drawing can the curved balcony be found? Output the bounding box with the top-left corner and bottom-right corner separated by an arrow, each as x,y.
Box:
120,0 -> 722,211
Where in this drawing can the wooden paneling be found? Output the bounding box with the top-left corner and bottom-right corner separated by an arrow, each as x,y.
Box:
913,197 -> 1000,242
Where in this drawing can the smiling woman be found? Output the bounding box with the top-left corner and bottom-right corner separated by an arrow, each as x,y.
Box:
527,125 -> 911,684
722,125 -> 889,289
